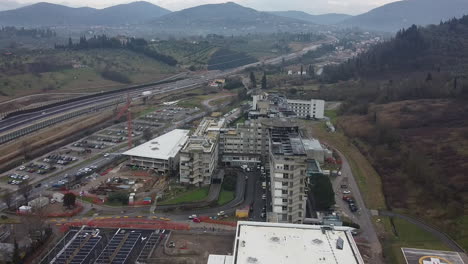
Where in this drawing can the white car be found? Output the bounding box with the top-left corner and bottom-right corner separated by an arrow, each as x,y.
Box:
104,153 -> 110,157
342,190 -> 351,194
217,211 -> 226,216
188,214 -> 197,220
262,194 -> 266,200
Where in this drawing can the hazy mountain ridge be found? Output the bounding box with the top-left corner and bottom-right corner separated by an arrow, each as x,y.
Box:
270,11 -> 352,25
0,1 -> 171,26
149,2 -> 321,35
342,0 -> 468,32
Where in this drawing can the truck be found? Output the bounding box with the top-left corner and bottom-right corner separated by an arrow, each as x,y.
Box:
142,91 -> 152,97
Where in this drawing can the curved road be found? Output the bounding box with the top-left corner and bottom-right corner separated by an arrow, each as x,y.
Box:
379,210 -> 466,253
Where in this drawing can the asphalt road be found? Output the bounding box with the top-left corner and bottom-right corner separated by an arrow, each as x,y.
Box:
332,150 -> 384,264
0,37 -> 336,139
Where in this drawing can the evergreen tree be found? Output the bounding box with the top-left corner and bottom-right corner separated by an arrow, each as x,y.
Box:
12,239 -> 21,264
261,72 -> 267,89
249,72 -> 257,88
68,37 -> 73,48
312,175 -> 335,210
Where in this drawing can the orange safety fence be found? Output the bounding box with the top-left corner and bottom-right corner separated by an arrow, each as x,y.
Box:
100,168 -> 113,176
63,218 -> 190,230
17,203 -> 84,218
198,216 -> 237,227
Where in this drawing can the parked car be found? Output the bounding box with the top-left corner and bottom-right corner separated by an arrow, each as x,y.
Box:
217,211 -> 226,217
262,194 -> 266,200
192,217 -> 201,223
340,184 -> 347,189
342,190 -> 351,194
168,241 -> 175,248
188,214 -> 197,220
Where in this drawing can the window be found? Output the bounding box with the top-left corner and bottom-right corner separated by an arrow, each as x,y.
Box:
282,199 -> 288,203
298,204 -> 303,209
298,212 -> 302,218
300,187 -> 304,193
288,207 -> 292,213
282,182 -> 288,186
282,190 -> 287,195
282,206 -> 287,211
289,191 -> 293,196
300,179 -> 304,184
299,195 -> 303,201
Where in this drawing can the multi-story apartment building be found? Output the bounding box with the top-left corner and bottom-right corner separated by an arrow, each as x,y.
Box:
267,124 -> 311,224
179,118 -> 224,186
286,99 -> 325,119
218,120 -> 268,167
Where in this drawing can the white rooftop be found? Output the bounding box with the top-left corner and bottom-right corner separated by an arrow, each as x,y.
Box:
303,138 -> 324,151
232,221 -> 364,264
207,255 -> 234,264
123,129 -> 189,160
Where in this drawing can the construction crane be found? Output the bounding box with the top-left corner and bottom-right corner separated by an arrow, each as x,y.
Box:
116,94 -> 133,149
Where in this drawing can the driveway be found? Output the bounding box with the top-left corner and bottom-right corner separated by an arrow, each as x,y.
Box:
331,150 -> 384,264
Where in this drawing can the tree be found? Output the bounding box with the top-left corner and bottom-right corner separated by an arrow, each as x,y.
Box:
308,64 -> 315,78
249,72 -> 257,88
68,37 -> 73,48
18,181 -> 32,203
108,192 -> 129,205
261,72 -> 267,89
312,175 -> 335,210
142,128 -> 153,141
63,193 -> 76,209
12,239 -> 21,264
1,191 -> 13,210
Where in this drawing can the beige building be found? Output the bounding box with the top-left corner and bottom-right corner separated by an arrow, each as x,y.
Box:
180,118 -> 225,186
218,120 -> 268,167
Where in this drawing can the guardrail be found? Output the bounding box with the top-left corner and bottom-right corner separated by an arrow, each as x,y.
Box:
0,98 -> 123,145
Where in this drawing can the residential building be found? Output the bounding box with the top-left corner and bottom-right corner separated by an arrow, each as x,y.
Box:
207,221 -> 365,264
180,118 -> 225,185
287,99 -> 325,119
218,120 -> 267,167
123,129 -> 189,174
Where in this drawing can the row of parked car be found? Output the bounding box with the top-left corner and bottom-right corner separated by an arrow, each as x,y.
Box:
342,195 -> 358,212
8,174 -> 29,185
43,155 -> 77,165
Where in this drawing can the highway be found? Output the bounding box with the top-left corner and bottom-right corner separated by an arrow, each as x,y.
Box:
0,39 -> 334,141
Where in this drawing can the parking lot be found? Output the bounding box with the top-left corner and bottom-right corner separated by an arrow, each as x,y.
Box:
0,105 -> 200,192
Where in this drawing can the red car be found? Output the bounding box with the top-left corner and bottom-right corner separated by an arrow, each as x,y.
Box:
192,217 -> 201,223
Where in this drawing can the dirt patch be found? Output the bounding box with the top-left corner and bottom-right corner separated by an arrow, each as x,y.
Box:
151,232 -> 235,264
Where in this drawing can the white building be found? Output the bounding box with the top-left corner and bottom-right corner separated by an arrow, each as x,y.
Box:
123,129 -> 189,173
287,99 -> 325,119
208,221 -> 364,264
180,118 -> 225,186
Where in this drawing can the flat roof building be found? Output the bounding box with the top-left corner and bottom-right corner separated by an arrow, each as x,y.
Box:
180,118 -> 224,186
123,129 -> 189,173
209,221 -> 364,264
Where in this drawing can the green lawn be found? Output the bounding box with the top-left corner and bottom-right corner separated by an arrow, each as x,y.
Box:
159,187 -> 209,205
217,190 -> 235,206
381,216 -> 451,264
325,109 -> 339,124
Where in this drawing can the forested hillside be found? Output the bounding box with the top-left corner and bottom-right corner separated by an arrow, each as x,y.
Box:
319,16 -> 468,250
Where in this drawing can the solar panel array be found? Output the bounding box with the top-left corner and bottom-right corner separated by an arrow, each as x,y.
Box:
136,230 -> 167,262
54,228 -> 102,264
95,230 -> 143,264
41,227 -> 167,264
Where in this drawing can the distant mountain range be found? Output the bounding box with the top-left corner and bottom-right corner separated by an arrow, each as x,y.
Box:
149,2 -> 319,35
341,0 -> 468,32
0,1 -> 170,26
1,0 -> 467,34
270,11 -> 352,25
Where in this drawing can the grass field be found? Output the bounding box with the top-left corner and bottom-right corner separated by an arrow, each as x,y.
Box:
217,190 -> 235,206
0,49 -> 178,99
159,187 -> 210,205
308,121 -> 386,210
380,216 -> 451,264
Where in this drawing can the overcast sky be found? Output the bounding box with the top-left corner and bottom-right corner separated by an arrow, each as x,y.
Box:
3,0 -> 399,15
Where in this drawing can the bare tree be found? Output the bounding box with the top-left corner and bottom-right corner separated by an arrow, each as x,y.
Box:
18,181 -> 32,203
1,191 -> 13,210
